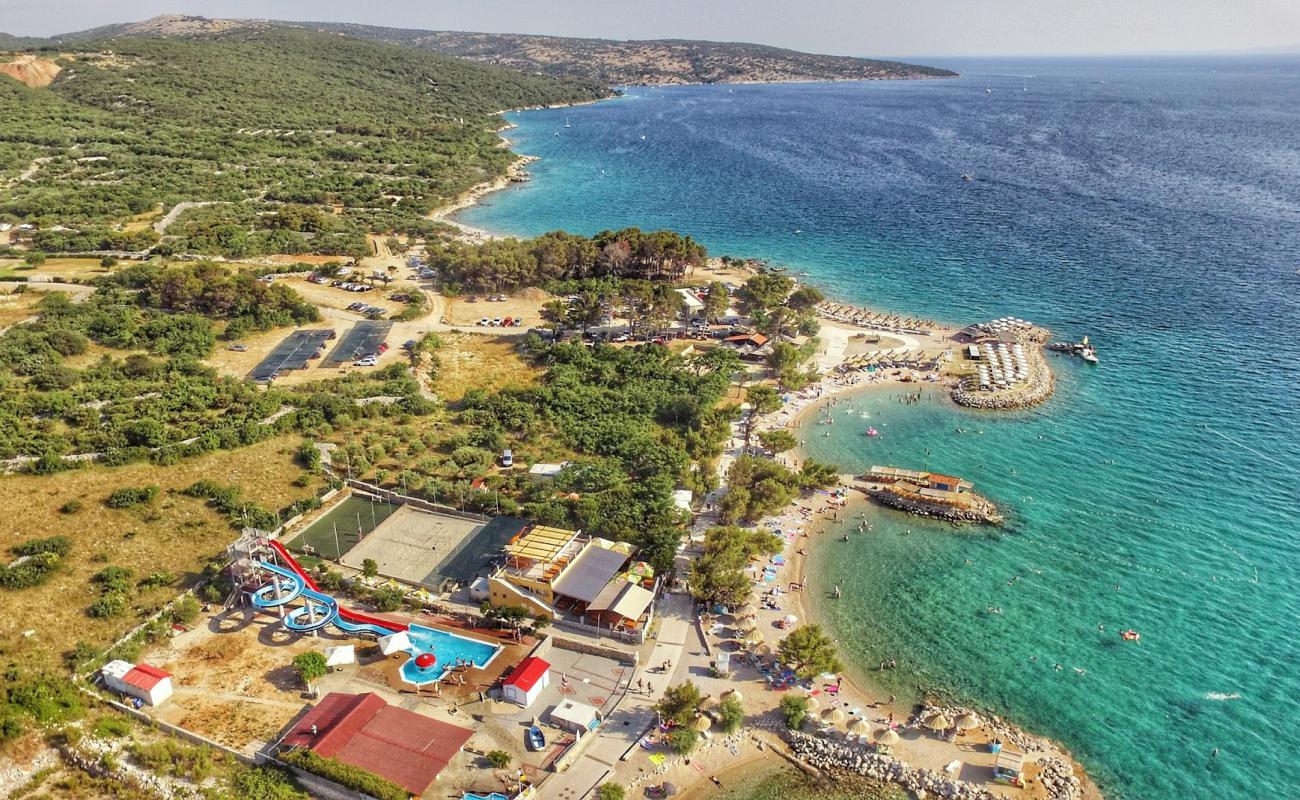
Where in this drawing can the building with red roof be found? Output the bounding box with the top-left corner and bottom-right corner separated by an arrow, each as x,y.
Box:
280,692 -> 472,795
501,655 -> 550,708
101,660 -> 173,706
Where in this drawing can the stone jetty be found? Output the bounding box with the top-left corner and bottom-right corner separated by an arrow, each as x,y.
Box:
787,730 -> 997,800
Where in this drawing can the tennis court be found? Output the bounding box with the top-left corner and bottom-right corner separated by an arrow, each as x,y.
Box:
323,321 -> 392,366
284,494 -> 398,560
250,329 -> 333,381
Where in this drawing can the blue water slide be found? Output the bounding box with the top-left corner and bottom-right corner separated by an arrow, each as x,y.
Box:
282,587 -> 340,632
333,617 -> 401,638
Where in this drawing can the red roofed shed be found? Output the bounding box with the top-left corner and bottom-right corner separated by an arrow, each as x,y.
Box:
282,692 -> 473,795
502,655 -> 550,708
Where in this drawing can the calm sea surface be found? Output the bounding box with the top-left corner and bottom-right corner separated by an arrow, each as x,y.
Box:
458,58 -> 1300,799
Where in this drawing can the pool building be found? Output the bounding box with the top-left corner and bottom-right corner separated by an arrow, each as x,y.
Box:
485,525 -> 659,638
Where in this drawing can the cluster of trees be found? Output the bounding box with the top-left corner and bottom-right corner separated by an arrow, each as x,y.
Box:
0,536 -> 71,590
124,262 -> 320,336
427,228 -> 707,294
717,455 -> 840,525
279,749 -> 408,800
688,525 -> 783,607
1,28 -> 607,245
737,273 -> 825,388
165,204 -> 368,259
778,624 -> 844,679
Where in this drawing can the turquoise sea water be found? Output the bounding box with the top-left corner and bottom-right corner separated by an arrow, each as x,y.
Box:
458,59 -> 1300,799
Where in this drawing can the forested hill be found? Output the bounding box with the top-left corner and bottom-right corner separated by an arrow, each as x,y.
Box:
0,26 -> 608,246
35,15 -> 955,85
283,23 -> 958,85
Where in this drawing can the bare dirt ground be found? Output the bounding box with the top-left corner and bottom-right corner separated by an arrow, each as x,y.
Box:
0,436 -> 314,673
0,55 -> 61,87
444,287 -> 551,328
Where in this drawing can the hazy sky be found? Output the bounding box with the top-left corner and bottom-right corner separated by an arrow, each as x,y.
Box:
3,0 -> 1298,57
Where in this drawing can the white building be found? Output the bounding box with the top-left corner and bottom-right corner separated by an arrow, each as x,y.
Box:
501,655 -> 550,708
528,462 -> 566,481
549,698 -> 600,736
101,660 -> 174,706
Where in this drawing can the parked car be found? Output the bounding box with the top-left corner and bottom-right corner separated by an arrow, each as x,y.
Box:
611,333 -> 631,343
402,339 -> 417,350
227,344 -> 248,352
353,356 -> 377,367
492,318 -> 502,326
478,317 -> 490,326
501,449 -> 514,468
502,316 -> 513,327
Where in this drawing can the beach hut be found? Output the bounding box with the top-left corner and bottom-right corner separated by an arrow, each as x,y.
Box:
873,728 -> 900,746
848,718 -> 871,739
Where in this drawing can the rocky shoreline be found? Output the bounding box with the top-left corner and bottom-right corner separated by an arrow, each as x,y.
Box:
952,347 -> 1055,411
788,725 -> 1083,800
867,486 -> 1003,524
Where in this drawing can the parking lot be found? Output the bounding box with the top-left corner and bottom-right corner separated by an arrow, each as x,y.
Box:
323,320 -> 392,366
249,329 -> 333,382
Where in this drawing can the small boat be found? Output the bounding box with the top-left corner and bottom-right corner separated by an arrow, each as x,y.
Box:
1121,630 -> 1140,642
526,725 -> 546,751
564,119 -> 572,129
866,428 -> 879,437
1081,347 -> 1099,364
961,174 -> 974,182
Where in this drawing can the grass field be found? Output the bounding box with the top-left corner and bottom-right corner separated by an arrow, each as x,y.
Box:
434,331 -> 542,402
0,256 -> 119,281
284,493 -> 398,560
0,290 -> 43,329
0,435 -> 315,674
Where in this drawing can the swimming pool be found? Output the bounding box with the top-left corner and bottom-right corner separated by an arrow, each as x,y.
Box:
398,623 -> 501,686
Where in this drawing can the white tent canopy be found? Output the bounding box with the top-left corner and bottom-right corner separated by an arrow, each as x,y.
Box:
324,645 -> 355,667
378,630 -> 411,656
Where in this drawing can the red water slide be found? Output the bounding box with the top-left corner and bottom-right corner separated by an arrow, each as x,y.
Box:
266,540 -> 407,632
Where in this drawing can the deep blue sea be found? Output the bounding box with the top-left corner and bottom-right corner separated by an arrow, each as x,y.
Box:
458,58 -> 1300,800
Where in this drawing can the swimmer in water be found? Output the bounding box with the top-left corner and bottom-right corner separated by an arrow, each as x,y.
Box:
1054,664 -> 1063,671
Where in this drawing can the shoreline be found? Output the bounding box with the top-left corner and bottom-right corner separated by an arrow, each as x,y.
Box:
427,104 -> 1097,800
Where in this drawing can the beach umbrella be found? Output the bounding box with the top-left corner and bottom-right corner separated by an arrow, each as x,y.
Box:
783,614 -> 798,626
692,715 -> 712,732
738,603 -> 758,618
736,618 -> 758,634
754,643 -> 772,658
742,630 -> 764,645
873,728 -> 900,746
848,718 -> 871,737
924,712 -> 952,731
803,694 -> 820,712
955,712 -> 980,731
820,708 -> 846,726
697,695 -> 719,710
721,688 -> 744,704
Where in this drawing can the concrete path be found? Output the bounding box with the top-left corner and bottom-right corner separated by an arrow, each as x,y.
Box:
538,590 -> 696,800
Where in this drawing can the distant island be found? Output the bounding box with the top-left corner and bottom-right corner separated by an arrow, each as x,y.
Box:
35,14 -> 957,86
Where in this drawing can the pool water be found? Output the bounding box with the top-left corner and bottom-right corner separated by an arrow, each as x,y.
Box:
398,623 -> 501,686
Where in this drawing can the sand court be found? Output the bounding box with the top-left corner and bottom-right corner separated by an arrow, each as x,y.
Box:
340,504 -> 485,588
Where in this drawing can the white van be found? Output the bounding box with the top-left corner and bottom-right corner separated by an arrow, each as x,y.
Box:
501,449 -> 514,468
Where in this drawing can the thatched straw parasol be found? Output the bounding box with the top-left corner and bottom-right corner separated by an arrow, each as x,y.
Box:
924,712 -> 952,731
803,694 -> 820,712
955,712 -> 980,731
737,603 -> 758,618
721,688 -> 744,703
820,707 -> 846,726
874,728 -> 900,746
692,715 -> 712,732
754,643 -> 773,657
736,617 -> 758,634
847,718 -> 871,737
697,695 -> 719,710
742,629 -> 764,645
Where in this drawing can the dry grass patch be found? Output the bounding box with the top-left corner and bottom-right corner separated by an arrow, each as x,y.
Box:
0,290 -> 44,329
0,436 -> 313,673
434,331 -> 541,402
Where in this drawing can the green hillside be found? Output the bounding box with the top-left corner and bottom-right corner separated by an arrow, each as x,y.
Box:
0,27 -> 608,253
